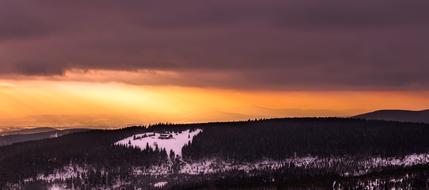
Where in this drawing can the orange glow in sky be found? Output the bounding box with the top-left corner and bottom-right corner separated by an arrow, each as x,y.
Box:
1,70 -> 429,129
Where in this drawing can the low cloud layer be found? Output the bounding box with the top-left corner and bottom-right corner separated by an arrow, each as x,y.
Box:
1,0 -> 428,90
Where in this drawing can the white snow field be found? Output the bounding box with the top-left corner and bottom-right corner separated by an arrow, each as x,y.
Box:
153,181 -> 168,188
115,129 -> 203,157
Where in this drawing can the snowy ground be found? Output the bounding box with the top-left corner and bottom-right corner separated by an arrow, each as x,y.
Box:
35,164 -> 88,182
153,181 -> 168,188
115,129 -> 203,157
132,154 -> 429,177
26,153 -> 429,183
132,157 -> 330,176
16,153 -> 429,189
364,154 -> 429,167
49,184 -> 67,190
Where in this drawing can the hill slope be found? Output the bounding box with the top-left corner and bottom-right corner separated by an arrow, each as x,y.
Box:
0,128 -> 90,146
2,118 -> 429,189
0,127 -> 57,136
354,109 -> 429,123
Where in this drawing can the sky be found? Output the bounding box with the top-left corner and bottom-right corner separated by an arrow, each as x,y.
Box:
1,0 -> 429,129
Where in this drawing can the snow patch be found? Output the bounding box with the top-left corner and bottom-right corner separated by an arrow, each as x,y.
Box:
115,129 -> 203,157
49,184 -> 66,190
37,164 -> 87,182
356,153 -> 429,175
153,181 -> 168,188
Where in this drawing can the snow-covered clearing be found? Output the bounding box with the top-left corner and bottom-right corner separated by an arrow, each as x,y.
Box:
153,181 -> 168,188
115,129 -> 203,157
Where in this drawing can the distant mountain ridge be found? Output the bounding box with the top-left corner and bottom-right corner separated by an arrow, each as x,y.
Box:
0,128 -> 90,146
0,127 -> 58,136
354,109 -> 429,123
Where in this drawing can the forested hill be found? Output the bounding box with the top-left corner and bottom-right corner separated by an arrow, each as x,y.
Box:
2,118 -> 429,189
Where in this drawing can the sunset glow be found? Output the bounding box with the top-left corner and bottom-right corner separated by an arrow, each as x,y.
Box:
1,69 -> 428,128
1,0 -> 429,130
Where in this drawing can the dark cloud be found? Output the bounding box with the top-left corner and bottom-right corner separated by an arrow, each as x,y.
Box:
0,2 -> 54,41
0,0 -> 428,90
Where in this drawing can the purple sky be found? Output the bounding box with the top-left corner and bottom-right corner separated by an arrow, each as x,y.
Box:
1,0 -> 428,90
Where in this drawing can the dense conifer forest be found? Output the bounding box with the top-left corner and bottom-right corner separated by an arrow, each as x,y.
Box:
1,118 -> 429,189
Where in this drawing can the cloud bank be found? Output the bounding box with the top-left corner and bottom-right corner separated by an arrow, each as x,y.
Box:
1,0 -> 428,90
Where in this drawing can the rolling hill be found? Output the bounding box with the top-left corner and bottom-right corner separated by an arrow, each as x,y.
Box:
0,128 -> 90,146
354,109 -> 429,123
0,127 -> 57,136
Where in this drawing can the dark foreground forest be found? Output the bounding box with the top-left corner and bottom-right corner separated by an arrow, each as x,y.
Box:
1,118 -> 429,189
